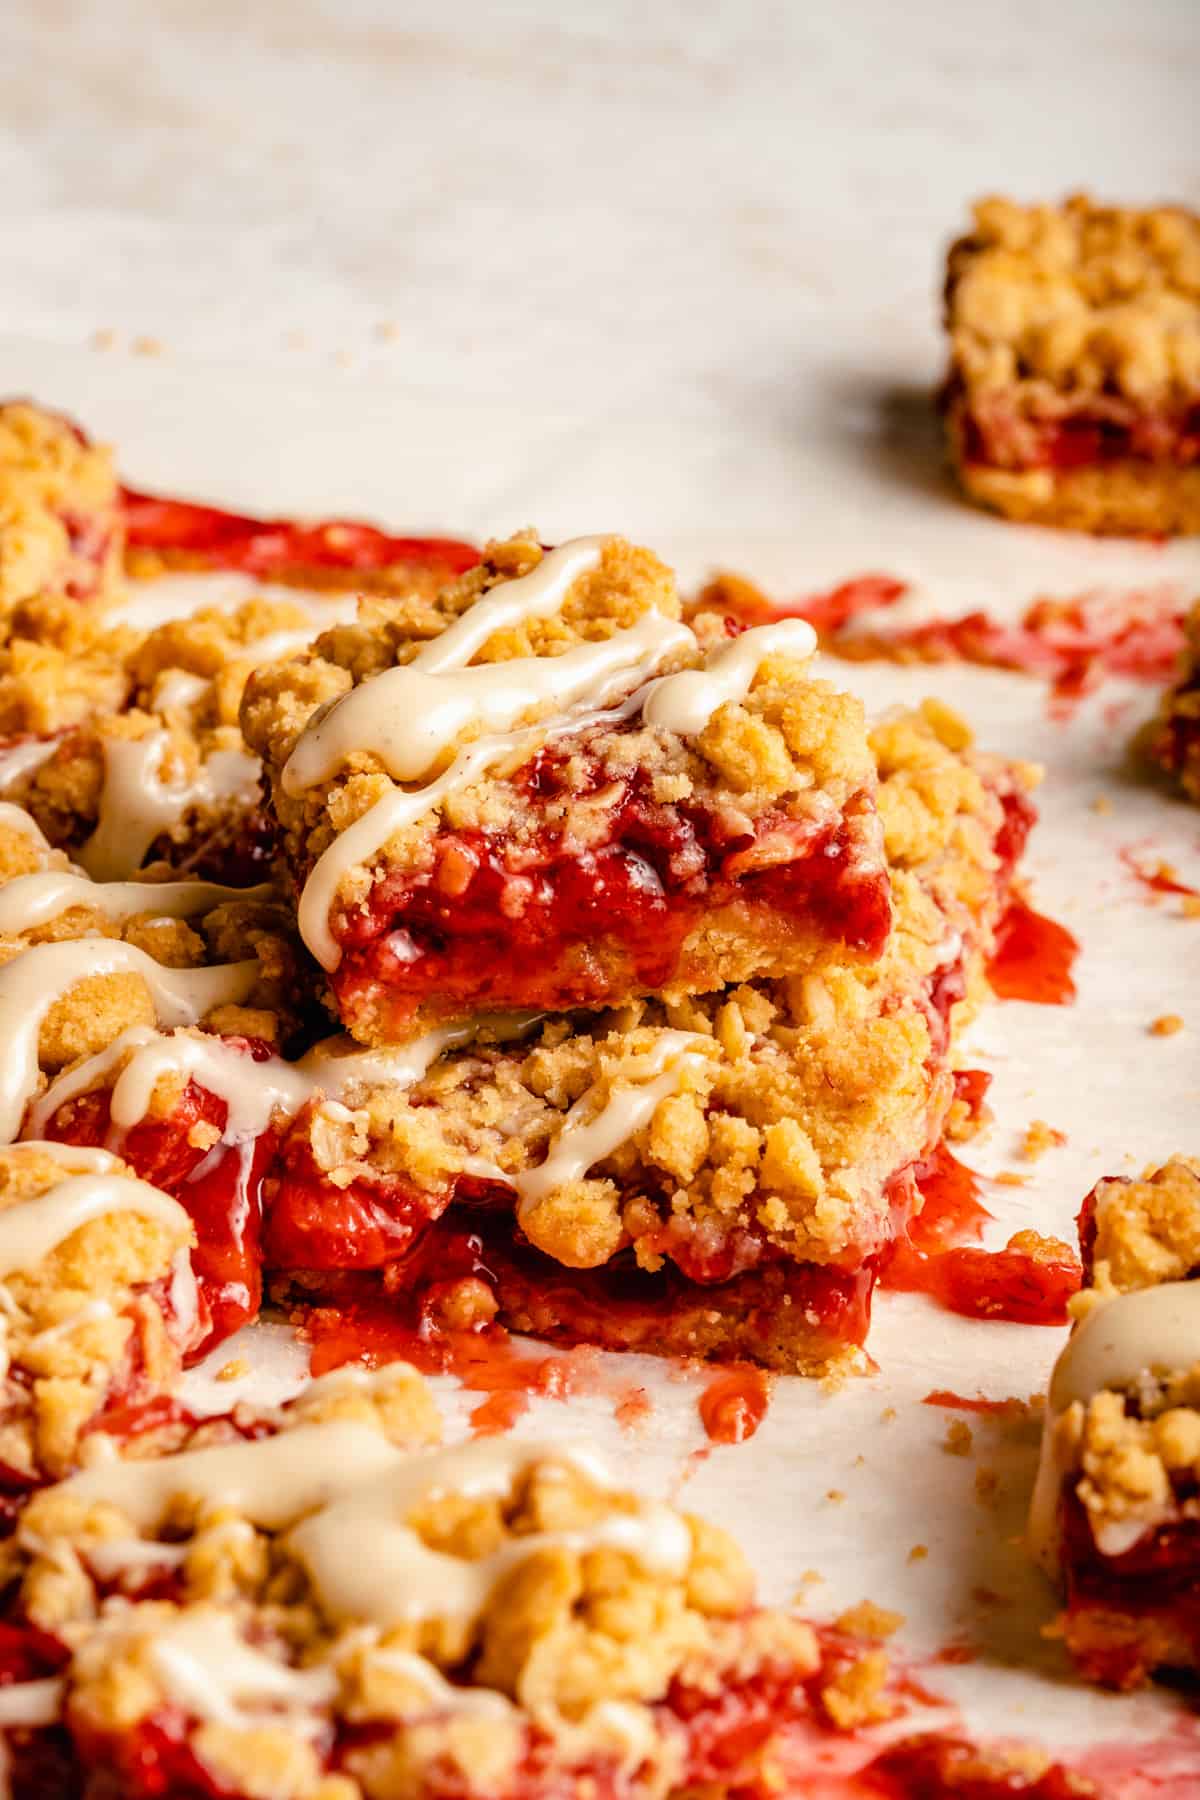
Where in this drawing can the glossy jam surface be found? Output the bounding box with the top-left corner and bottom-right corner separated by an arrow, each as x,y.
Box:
42,1038 -> 279,1353
698,1367 -> 772,1444
1060,1490 -> 1200,1690
986,898 -> 1079,1005
120,488 -> 478,583
881,1145 -> 1081,1326
962,399 -> 1200,472
330,737 -> 889,1032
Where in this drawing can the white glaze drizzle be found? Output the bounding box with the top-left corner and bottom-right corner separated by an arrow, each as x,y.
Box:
416,537 -> 609,674
63,1426 -> 690,1630
0,1678 -> 64,1727
0,1171 -> 190,1278
0,872 -> 273,937
513,1031 -> 709,1223
26,1014 -> 542,1143
0,741 -> 59,796
146,1608 -> 338,1728
0,804 -> 55,858
1028,1280 -> 1200,1574
78,734 -> 262,882
151,670 -> 211,715
641,618 -> 817,734
282,609 -> 690,795
0,940 -> 259,1142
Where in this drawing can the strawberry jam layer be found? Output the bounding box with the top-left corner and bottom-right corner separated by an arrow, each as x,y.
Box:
328,733 -> 889,1032
39,1038 -> 279,1355
1058,1489 -> 1200,1689
120,488 -> 478,588
285,1213 -> 879,1373
956,392 -> 1200,473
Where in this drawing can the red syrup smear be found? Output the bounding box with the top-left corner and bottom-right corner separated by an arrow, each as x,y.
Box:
881,1143 -> 1081,1326
119,486 -> 478,582
698,1366 -> 771,1444
922,1391 -> 1019,1415
301,1301 -> 600,1438
1118,844 -> 1200,901
699,569 -> 910,636
986,896 -> 1079,1004
952,1067 -> 993,1127
831,583 -> 1188,718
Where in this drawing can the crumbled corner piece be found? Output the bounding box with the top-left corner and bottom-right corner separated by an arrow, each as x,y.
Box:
0,401 -> 122,607
0,1144 -> 193,1479
944,1419 -> 974,1457
1085,1157 -> 1200,1298
943,194 -> 1200,534
834,1600 -> 904,1641
1149,1013 -> 1184,1036
1021,1119 -> 1067,1160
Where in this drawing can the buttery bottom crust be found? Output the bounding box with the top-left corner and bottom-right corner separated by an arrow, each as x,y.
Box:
952,455 -> 1200,537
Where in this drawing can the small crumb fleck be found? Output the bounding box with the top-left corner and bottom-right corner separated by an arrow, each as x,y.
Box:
975,1466 -> 1000,1505
1150,1014 -> 1184,1037
994,1170 -> 1029,1186
1021,1119 -> 1067,1161
1090,794 -> 1112,814
132,335 -> 164,356
820,1650 -> 894,1729
880,1406 -> 897,1424
944,1419 -> 973,1457
907,1543 -> 929,1563
852,1453 -> 865,1468
835,1600 -> 904,1640
216,1358 -> 249,1383
1182,896 -> 1200,919
825,1489 -> 846,1504
374,319 -> 402,342
794,1569 -> 825,1599
333,348 -> 354,368
284,329 -> 309,350
90,328 -> 117,351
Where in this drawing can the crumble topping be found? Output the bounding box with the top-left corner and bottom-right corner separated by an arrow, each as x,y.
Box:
0,1143 -> 195,1479
947,195 -> 1200,406
0,402 -> 122,610
4,1364 -> 821,1799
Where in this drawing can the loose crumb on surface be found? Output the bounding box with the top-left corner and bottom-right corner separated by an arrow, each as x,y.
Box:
821,1650 -> 894,1729
1182,895 -> 1200,919
908,1543 -> 929,1563
216,1358 -> 250,1383
1150,1013 -> 1184,1036
89,328 -> 117,351
835,1600 -> 904,1640
994,1170 -> 1030,1186
975,1466 -> 1000,1505
944,1419 -> 974,1457
132,335 -> 164,356
880,1406 -> 897,1424
1021,1119 -> 1067,1160
1090,794 -> 1112,814
825,1488 -> 846,1504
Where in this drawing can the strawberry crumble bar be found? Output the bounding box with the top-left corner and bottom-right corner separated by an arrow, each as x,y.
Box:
242,531 -> 893,1042
0,403 -> 123,610
1031,1157 -> 1200,1688
943,195 -> 1200,535
0,1141 -> 202,1486
22,700 -> 1034,1376
0,1360 -> 831,1800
